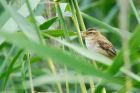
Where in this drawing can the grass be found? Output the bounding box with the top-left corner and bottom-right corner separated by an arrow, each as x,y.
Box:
0,0 -> 140,93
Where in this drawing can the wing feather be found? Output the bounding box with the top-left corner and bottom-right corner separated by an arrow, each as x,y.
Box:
97,37 -> 116,57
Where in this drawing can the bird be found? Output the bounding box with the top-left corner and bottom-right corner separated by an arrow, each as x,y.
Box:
83,28 -> 117,58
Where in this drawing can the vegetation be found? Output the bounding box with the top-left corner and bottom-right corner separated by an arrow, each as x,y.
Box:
0,0 -> 140,93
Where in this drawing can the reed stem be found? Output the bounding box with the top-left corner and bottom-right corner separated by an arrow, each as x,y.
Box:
73,0 -> 86,31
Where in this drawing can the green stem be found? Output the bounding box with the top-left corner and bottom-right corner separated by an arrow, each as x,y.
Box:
27,53 -> 34,93
21,60 -> 28,93
69,2 -> 86,92
130,0 -> 140,24
48,59 -> 63,93
72,16 -> 84,47
118,0 -> 132,91
81,12 -> 120,33
69,0 -> 84,47
53,4 -> 70,91
64,66 -> 69,93
81,12 -> 132,40
73,0 -> 86,31
25,0 -> 44,43
54,1 -> 70,41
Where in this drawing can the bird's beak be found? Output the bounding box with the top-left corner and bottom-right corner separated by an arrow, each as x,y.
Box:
81,32 -> 87,38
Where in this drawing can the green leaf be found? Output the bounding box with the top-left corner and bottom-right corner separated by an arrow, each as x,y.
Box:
107,25 -> 140,75
39,17 -> 58,30
129,24 -> 140,63
43,33 -> 112,66
1,49 -> 23,90
42,29 -> 76,37
107,51 -> 124,74
59,3 -> 72,17
0,31 -> 124,85
65,3 -> 71,12
129,24 -> 140,49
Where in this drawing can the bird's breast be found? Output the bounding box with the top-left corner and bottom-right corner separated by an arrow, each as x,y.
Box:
85,40 -> 99,51
85,39 -> 108,56
85,39 -> 94,49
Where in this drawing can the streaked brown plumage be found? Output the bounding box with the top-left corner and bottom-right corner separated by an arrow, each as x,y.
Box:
83,28 -> 116,58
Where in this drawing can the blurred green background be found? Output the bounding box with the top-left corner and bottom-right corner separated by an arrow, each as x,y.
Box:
0,0 -> 140,93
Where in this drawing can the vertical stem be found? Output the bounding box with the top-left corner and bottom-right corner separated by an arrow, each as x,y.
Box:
27,53 -> 34,93
71,16 -> 84,47
69,1 -> 97,93
118,0 -> 132,92
25,0 -> 44,44
78,75 -> 87,93
69,0 -> 84,47
102,88 -> 106,93
69,1 -> 86,91
89,79 -> 95,93
74,82 -> 77,93
73,0 -> 86,31
21,60 -> 28,93
64,66 -> 69,93
48,59 -> 63,93
54,0 -> 70,41
53,1 -> 70,92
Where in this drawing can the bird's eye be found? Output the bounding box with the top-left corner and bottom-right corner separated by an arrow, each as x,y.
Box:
87,32 -> 93,35
93,32 -> 97,35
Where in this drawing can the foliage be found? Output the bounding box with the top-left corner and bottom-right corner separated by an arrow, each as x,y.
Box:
0,0 -> 140,93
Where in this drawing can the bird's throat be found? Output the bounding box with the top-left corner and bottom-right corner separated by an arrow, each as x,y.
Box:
85,39 -> 94,49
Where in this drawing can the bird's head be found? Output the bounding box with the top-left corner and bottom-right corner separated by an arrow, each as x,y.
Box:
82,28 -> 100,40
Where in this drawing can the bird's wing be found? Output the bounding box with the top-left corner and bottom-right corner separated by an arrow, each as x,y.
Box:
97,38 -> 116,57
